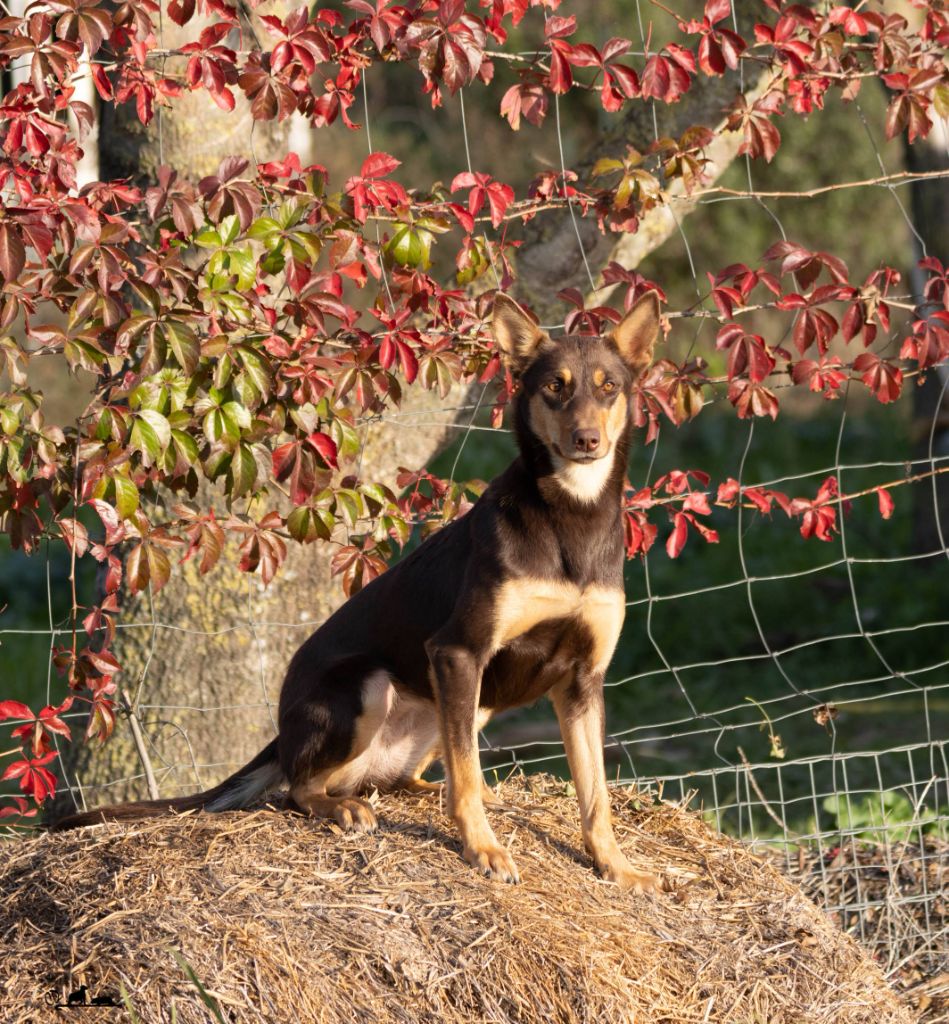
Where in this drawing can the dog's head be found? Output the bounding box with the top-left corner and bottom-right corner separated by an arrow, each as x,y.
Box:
491,292 -> 660,499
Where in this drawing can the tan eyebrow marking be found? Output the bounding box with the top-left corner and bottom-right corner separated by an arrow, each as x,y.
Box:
593,368 -> 606,387
558,368 -> 572,384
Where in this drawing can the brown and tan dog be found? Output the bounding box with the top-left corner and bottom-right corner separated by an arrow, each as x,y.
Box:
55,292 -> 661,893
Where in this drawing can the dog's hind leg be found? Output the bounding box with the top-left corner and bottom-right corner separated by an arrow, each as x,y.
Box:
404,772 -> 505,809
280,661 -> 394,833
288,789 -> 379,832
402,707 -> 498,802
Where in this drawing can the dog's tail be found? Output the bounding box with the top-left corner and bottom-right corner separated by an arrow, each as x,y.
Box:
50,738 -> 284,831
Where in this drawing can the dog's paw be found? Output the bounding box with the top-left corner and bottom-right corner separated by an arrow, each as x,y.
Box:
332,798 -> 378,833
463,843 -> 520,884
598,857 -> 660,894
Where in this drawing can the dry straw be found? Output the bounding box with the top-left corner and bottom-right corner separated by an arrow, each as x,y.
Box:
1,778 -> 918,1023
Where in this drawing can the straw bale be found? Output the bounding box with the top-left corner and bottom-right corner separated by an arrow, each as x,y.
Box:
0,778 -> 914,1023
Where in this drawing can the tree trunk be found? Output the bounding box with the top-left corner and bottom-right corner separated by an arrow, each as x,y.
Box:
515,16 -> 767,321
905,118 -> 949,554
58,37 -> 773,813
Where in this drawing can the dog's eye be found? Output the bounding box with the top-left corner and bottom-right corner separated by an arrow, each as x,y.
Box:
602,380 -> 617,393
545,380 -> 563,394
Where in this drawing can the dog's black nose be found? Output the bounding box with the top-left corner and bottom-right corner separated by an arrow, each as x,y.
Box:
572,428 -> 600,454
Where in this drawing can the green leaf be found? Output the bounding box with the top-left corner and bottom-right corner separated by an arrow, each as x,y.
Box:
94,407 -> 114,441
0,406 -> 20,435
194,228 -> 222,249
359,482 -> 389,513
222,400 -> 252,431
383,513 -> 411,547
261,246 -> 286,275
172,952 -> 227,1024
203,408 -> 239,449
335,488 -> 364,527
591,157 -> 624,177
134,409 -> 171,456
288,231 -> 322,264
219,214 -> 241,246
165,320 -> 199,375
217,291 -> 251,322
236,346 -> 272,400
386,225 -> 425,268
212,353 -> 233,391
170,428 -> 199,468
113,475 -> 139,519
277,199 -> 304,230
232,373 -> 257,409
228,443 -> 258,497
286,505 -> 334,543
119,983 -> 144,1024
160,371 -> 191,412
207,249 -> 227,280
934,82 -> 949,121
228,246 -> 256,290
331,418 -> 360,460
247,216 -> 281,241
5,436 -> 26,482
204,447 -> 231,479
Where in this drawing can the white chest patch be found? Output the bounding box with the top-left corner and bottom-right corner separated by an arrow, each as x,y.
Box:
550,449 -> 616,504
492,578 -> 626,675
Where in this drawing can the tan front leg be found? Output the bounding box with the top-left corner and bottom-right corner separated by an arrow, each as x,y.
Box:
427,641 -> 519,883
551,681 -> 658,894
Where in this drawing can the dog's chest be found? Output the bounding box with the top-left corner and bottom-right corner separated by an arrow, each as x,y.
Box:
491,577 -> 625,676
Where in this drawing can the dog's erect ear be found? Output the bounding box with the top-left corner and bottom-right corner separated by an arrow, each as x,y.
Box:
608,290 -> 661,378
492,294 -> 545,371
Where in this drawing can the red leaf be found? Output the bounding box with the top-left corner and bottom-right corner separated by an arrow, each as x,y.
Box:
853,352 -> 903,403
728,378 -> 779,419
547,42 -> 573,93
486,182 -> 514,228
361,152 -> 401,179
544,15 -> 576,40
500,80 -> 548,130
84,646 -> 121,675
666,512 -> 689,558
705,0 -> 731,24
876,487 -> 895,520
716,478 -> 740,505
0,700 -> 33,721
168,0 -> 195,23
0,223 -> 26,283
307,431 -> 339,468
90,63 -> 113,100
